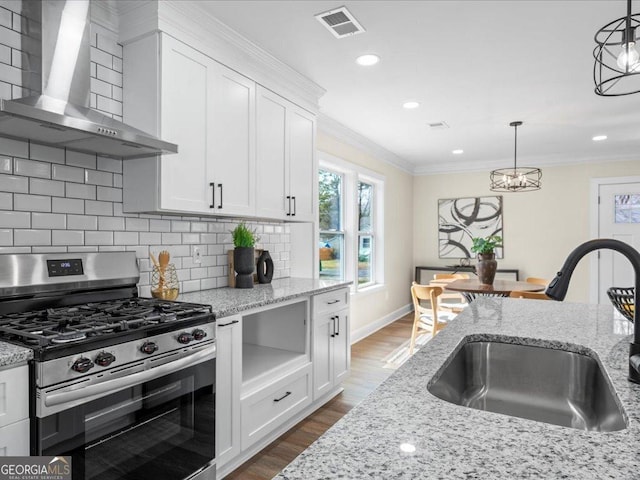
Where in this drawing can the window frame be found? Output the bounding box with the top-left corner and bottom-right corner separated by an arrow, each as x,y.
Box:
318,168 -> 346,281
318,153 -> 385,293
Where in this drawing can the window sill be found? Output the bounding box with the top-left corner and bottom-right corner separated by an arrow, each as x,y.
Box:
351,283 -> 386,297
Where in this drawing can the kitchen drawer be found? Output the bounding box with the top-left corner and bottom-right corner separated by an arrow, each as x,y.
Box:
240,363 -> 311,449
0,365 -> 28,429
0,418 -> 29,456
312,288 -> 349,315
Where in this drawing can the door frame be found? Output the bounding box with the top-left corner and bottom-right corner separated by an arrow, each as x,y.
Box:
589,175 -> 640,303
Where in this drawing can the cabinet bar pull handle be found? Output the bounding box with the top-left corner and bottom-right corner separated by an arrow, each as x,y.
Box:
292,196 -> 296,216
218,183 -> 223,209
327,299 -> 340,305
335,315 -> 340,336
218,320 -> 239,327
286,196 -> 291,216
274,391 -> 292,402
330,316 -> 336,337
209,182 -> 215,208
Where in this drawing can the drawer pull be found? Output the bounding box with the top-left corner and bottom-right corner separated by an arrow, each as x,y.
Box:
218,320 -> 239,327
327,299 -> 340,305
274,391 -> 292,402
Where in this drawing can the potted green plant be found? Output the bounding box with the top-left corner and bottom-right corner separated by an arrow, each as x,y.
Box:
231,223 -> 259,288
471,235 -> 503,285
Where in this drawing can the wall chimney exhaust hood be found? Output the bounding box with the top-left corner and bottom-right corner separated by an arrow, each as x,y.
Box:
0,0 -> 177,159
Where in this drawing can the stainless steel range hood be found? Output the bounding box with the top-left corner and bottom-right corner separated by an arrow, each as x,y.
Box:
0,0 -> 177,159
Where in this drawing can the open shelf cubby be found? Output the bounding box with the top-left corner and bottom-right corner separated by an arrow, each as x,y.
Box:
242,299 -> 309,389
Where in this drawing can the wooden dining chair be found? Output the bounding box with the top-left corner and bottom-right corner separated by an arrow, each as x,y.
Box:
525,277 -> 549,286
410,282 -> 446,355
431,273 -> 470,311
509,290 -> 550,300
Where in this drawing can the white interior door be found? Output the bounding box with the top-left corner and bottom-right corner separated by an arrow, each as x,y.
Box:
597,180 -> 640,303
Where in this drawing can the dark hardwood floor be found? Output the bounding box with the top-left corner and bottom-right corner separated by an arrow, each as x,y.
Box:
224,312 -> 414,480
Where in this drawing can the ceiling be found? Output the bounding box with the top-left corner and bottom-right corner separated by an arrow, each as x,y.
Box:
200,1 -> 640,175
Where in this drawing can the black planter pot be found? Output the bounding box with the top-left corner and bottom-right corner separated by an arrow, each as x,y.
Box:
234,247 -> 254,289
476,253 -> 497,285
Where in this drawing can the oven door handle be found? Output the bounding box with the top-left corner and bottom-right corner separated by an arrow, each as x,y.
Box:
44,345 -> 216,409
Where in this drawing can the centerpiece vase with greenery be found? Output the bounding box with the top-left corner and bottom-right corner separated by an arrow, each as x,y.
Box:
232,223 -> 259,289
471,235 -> 503,285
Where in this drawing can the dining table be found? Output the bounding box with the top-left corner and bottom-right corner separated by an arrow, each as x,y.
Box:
444,278 -> 545,303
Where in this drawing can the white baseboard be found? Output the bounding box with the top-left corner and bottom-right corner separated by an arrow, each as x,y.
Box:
350,303 -> 412,345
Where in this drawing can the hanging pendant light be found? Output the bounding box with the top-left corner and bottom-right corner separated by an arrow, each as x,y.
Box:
594,0 -> 640,96
489,121 -> 542,193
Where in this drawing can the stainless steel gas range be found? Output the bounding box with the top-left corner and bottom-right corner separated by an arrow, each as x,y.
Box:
0,252 -> 216,480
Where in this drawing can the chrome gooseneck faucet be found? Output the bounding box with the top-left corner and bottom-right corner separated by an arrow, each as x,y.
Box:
545,239 -> 640,384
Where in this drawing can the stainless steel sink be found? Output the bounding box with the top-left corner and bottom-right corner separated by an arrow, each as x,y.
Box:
428,339 -> 627,432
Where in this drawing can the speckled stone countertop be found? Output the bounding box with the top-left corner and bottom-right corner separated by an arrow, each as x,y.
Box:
0,341 -> 32,368
179,278 -> 351,318
275,297 -> 640,479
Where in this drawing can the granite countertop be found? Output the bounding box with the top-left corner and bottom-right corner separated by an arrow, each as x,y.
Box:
179,277 -> 351,318
0,342 -> 33,368
275,297 -> 640,479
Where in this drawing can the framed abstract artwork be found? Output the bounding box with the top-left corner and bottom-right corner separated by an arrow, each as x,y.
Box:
438,196 -> 503,259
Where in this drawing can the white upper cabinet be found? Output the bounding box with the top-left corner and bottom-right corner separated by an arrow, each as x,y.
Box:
123,33 -> 256,217
256,86 -> 316,222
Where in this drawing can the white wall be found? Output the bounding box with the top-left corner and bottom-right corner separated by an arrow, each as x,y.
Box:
413,159 -> 640,303
317,131 -> 414,339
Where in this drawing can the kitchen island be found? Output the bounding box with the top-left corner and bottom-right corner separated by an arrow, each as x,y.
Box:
276,297 -> 640,479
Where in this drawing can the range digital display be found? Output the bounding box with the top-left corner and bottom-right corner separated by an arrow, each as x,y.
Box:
46,259 -> 84,277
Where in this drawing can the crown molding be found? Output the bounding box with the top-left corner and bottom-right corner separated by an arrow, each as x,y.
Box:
317,114 -> 415,175
117,1 -> 324,113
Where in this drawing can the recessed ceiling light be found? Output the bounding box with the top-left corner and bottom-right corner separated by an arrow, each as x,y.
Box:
592,135 -> 608,141
452,149 -> 464,155
402,101 -> 420,109
355,54 -> 380,66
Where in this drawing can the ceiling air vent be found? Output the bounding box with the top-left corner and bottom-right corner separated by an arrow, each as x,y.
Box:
315,6 -> 366,38
427,122 -> 450,130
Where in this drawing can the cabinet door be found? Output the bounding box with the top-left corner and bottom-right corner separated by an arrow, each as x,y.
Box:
210,64 -> 256,216
287,105 -> 316,222
312,313 -> 334,400
255,86 -> 288,219
216,315 -> 242,469
0,419 -> 29,456
159,35 -> 211,213
333,310 -> 350,386
0,365 -> 28,428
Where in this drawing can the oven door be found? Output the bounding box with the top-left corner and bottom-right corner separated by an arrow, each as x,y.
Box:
34,353 -> 215,480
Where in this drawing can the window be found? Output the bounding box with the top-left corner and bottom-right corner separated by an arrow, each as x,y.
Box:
318,155 -> 384,291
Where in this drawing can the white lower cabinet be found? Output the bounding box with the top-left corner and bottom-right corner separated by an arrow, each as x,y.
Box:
240,363 -> 312,449
0,364 -> 29,456
216,315 -> 242,469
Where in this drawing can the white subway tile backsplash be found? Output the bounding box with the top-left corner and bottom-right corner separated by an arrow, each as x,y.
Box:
14,158 -> 51,178
52,197 -> 84,214
32,213 -> 66,229
114,231 -> 138,245
98,216 -> 124,231
0,210 -> 29,228
181,233 -> 200,244
162,232 -> 181,244
85,169 -> 112,186
97,186 -> 121,202
96,32 -> 123,58
85,200 -> 112,216
0,81 -> 11,100
85,231 -> 113,246
91,46 -> 113,69
97,157 -> 122,173
30,178 -> 65,197
113,173 -> 122,188
126,218 -> 148,231
14,229 -> 51,246
0,192 -> 12,209
0,231 -> 12,246
150,219 -> 171,232
112,85 -> 122,101
52,164 -> 84,183
96,64 -> 122,87
0,156 -> 11,173
66,151 -> 96,169
0,137 -> 27,157
67,214 -> 97,230
113,56 -> 123,73
14,193 -> 50,212
0,8 -> 11,29
0,55 -> 20,82
96,95 -> 123,116
66,183 -> 96,200
52,230 -> 83,246
69,246 -> 98,253
0,44 -> 10,64
30,144 -> 65,164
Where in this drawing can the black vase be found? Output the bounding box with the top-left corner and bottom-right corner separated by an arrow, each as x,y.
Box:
257,250 -> 274,284
476,253 -> 497,285
234,247 -> 254,289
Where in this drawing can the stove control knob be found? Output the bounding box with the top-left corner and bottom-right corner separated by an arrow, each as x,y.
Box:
140,341 -> 159,355
192,329 -> 207,341
95,352 -> 116,367
178,332 -> 193,344
71,357 -> 94,374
